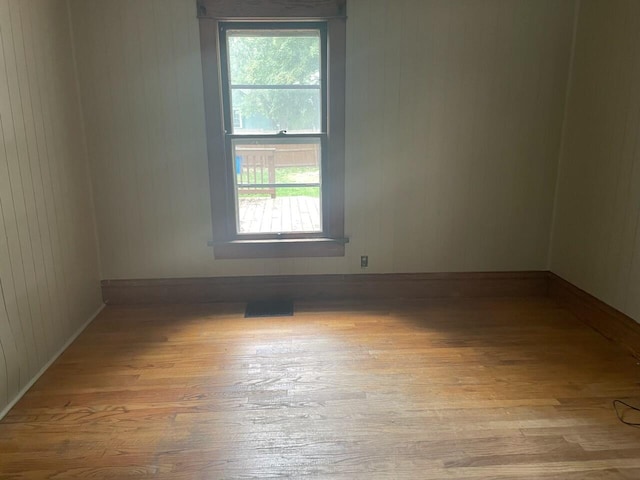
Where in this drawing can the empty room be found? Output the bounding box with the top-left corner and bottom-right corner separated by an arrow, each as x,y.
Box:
1,0 -> 640,478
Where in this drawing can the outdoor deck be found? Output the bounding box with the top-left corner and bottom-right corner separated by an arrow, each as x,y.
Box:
238,195 -> 321,233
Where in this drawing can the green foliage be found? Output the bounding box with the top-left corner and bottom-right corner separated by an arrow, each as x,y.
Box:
274,166 -> 320,197
229,32 -> 321,132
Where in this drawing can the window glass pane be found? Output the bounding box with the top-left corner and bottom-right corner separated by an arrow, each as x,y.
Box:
227,28 -> 322,134
231,88 -> 321,133
233,139 -> 322,234
238,187 -> 321,234
228,30 -> 320,86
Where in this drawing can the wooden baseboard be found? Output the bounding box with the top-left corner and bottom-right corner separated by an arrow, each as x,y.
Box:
101,271 -> 549,305
548,273 -> 640,360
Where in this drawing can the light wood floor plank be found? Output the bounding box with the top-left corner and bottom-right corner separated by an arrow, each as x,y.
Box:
1,298 -> 640,478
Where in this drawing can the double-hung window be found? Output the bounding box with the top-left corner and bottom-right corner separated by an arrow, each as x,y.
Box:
197,0 -> 347,259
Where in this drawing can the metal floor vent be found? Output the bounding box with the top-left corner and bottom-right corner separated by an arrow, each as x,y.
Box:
245,299 -> 294,318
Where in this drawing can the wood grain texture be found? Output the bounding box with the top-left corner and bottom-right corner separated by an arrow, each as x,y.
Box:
101,271 -> 549,304
326,16 -> 346,241
198,16 -> 231,244
549,0 -> 640,323
69,0 -> 575,278
1,297 -> 640,478
0,0 -> 102,415
197,0 -> 347,19
549,273 -> 640,360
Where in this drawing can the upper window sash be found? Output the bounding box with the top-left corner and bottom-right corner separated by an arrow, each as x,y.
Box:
219,22 -> 328,136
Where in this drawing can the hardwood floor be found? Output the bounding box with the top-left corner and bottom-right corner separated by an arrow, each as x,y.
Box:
1,298 -> 640,479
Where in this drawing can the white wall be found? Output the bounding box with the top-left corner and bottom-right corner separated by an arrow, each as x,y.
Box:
550,0 -> 640,322
0,0 -> 102,412
70,0 -> 576,279
0,0 -> 636,416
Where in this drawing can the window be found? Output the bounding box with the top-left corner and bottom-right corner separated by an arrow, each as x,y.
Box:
197,0 -> 346,259
223,24 -> 324,235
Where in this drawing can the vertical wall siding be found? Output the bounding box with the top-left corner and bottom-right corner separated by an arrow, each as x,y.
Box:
550,0 -> 640,322
70,0 -> 576,279
0,0 -> 102,411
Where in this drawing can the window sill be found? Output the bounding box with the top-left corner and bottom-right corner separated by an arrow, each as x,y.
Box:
213,238 -> 346,259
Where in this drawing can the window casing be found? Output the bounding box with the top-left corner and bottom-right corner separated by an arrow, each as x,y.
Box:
197,0 -> 346,259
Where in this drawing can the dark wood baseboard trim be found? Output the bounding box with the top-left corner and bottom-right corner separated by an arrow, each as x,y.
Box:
548,273 -> 640,360
101,271 -> 549,305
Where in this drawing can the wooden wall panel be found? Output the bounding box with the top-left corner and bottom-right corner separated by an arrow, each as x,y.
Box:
69,0 -> 575,279
550,0 -> 640,323
101,271 -> 549,305
0,0 -> 102,413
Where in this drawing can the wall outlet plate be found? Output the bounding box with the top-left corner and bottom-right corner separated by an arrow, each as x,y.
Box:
361,256 -> 368,268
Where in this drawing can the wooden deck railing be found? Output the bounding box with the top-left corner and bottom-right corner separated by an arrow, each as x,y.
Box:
236,147 -> 277,197
235,145 -> 319,198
